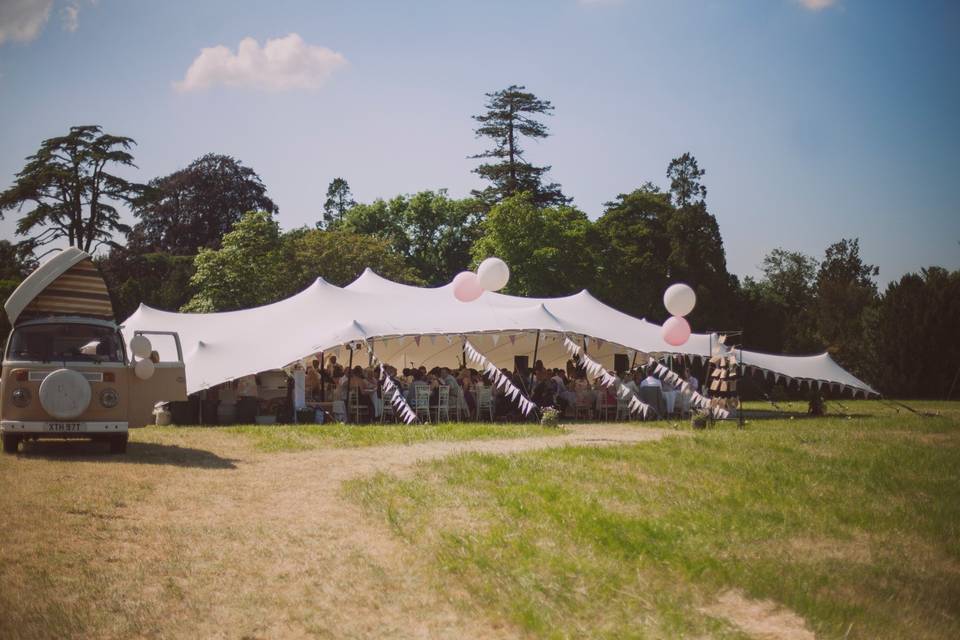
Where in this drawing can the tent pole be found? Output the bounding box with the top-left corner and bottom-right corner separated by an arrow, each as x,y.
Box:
348,344 -> 354,371
531,330 -> 541,370
320,350 -> 325,402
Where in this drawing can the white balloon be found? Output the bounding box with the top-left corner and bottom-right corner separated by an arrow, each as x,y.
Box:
134,358 -> 156,380
663,283 -> 696,317
477,257 -> 510,292
130,335 -> 153,359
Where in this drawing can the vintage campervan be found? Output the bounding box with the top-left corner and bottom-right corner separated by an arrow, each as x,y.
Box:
0,248 -> 187,454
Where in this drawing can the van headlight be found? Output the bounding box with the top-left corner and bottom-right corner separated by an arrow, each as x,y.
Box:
11,387 -> 31,407
100,388 -> 119,408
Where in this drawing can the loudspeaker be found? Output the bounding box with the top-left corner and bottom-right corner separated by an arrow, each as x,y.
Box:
614,353 -> 629,375
514,355 -> 529,373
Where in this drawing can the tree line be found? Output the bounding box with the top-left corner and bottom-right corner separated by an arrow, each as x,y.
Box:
1,88 -> 957,398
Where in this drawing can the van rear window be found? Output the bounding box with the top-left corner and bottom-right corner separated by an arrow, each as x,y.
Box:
7,324 -> 124,363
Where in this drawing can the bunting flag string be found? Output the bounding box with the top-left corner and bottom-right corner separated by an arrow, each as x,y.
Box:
369,350 -> 419,424
563,338 -> 650,419
648,357 -> 730,419
463,340 -> 536,416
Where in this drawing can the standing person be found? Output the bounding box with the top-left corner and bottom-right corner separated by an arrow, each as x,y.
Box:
641,366 -> 663,388
683,367 -> 700,393
325,355 -> 338,379
305,359 -> 322,399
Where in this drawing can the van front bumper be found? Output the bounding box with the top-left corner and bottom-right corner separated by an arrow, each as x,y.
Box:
1,421 -> 128,435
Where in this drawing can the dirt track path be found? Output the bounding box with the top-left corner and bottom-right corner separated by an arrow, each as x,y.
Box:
117,424 -> 675,639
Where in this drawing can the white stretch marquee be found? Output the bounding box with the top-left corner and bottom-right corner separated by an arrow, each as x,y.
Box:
121,269 -> 878,396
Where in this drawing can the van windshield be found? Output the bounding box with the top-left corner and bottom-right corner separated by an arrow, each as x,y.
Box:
6,323 -> 125,363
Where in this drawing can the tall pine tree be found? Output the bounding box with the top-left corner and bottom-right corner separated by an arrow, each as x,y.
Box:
320,177 -> 356,228
470,85 -> 569,207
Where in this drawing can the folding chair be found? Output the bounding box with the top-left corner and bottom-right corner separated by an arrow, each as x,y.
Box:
432,385 -> 451,423
414,386 -> 431,422
380,391 -> 397,423
574,390 -> 593,420
476,386 -> 494,421
348,390 -> 369,424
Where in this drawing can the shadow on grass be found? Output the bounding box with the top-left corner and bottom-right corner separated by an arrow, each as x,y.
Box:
18,439 -> 238,469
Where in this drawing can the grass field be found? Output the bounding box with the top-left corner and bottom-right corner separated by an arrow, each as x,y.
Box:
0,401 -> 957,638
219,421 -> 561,451
348,401 -> 960,639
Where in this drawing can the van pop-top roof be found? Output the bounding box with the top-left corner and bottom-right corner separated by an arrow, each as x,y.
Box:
4,248 -> 115,327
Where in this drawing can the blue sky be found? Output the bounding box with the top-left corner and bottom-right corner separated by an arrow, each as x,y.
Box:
1,0 -> 958,286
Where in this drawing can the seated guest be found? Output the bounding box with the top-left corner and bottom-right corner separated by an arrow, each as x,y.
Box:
531,368 -> 556,408
624,371 -> 640,396
572,371 -> 591,393
406,370 -> 430,407
684,368 -> 699,392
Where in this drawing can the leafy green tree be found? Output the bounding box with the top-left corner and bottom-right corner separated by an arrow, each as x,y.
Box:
471,85 -> 568,207
471,193 -> 595,296
816,238 -> 879,379
876,267 -> 960,397
182,213 -> 420,312
98,251 -> 196,321
340,190 -> 485,285
131,154 -> 277,254
181,211 -> 287,312
595,175 -> 736,329
0,125 -> 143,251
593,188 -> 673,319
0,240 -> 38,350
759,248 -> 820,351
320,178 -> 356,228
0,240 -> 37,280
284,228 -> 421,291
736,249 -> 820,354
666,152 -> 707,208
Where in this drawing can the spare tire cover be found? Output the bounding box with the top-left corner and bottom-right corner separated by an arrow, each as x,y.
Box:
39,369 -> 92,419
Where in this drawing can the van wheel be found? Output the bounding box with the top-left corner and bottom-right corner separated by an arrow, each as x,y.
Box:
109,434 -> 128,454
2,434 -> 20,454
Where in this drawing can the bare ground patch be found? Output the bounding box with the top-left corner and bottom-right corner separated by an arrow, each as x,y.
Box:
701,589 -> 816,640
1,424 -> 673,639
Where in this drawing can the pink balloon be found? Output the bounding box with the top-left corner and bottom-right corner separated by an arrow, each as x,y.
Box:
452,271 -> 484,302
662,315 -> 691,346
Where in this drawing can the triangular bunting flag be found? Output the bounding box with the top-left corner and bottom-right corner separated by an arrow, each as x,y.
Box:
491,334 -> 500,347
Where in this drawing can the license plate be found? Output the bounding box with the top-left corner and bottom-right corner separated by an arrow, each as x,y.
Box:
46,423 -> 84,432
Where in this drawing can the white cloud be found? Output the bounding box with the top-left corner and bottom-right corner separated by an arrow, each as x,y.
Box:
174,33 -> 348,93
0,0 -> 53,45
61,4 -> 79,32
796,0 -> 837,10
